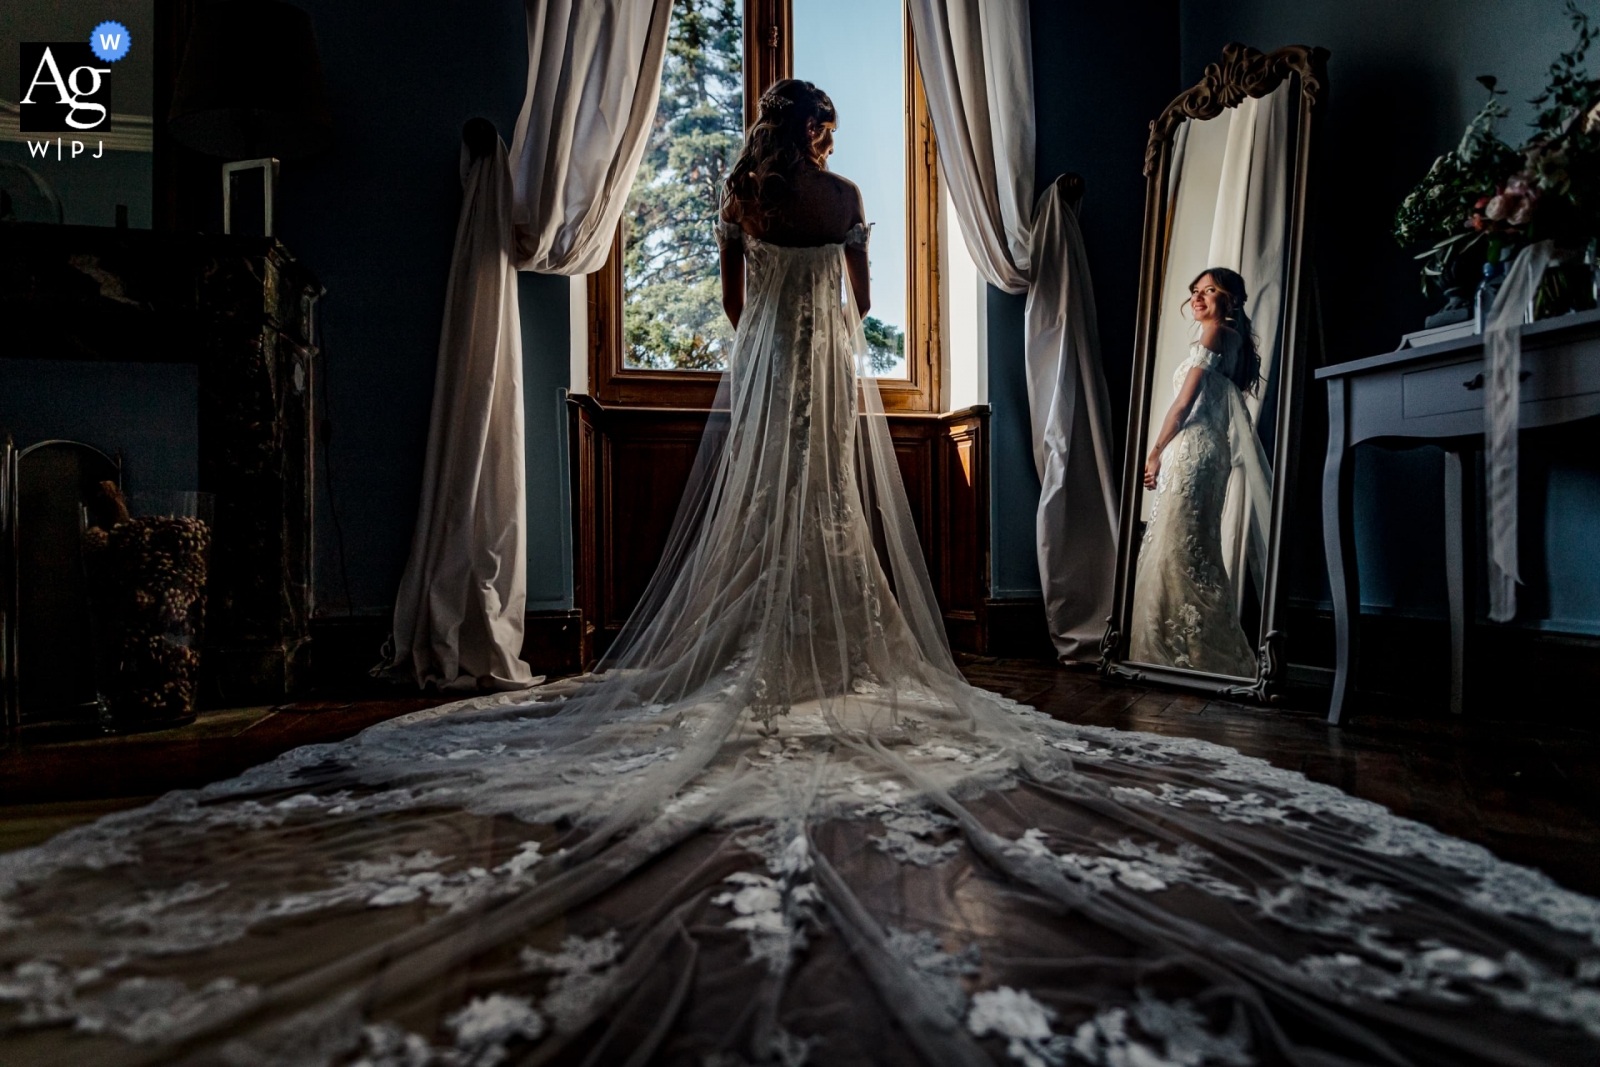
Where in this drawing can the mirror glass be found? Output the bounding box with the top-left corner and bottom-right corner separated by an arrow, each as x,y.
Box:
1124,79 -> 1300,681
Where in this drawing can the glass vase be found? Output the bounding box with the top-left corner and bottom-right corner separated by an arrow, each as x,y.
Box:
84,492 -> 215,733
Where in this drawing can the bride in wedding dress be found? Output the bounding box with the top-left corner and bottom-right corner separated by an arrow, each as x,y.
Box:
1130,269 -> 1270,678
3,81 -> 1600,1067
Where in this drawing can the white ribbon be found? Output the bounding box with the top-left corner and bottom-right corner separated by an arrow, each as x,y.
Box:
1483,240 -> 1552,623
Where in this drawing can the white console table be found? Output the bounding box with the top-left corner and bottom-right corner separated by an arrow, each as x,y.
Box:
1317,308 -> 1600,725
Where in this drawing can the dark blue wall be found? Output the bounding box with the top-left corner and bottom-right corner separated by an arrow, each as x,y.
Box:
519,272 -> 573,611
0,359 -> 197,494
986,286 -> 1035,597
987,1 -> 1181,598
276,2 -> 571,618
1183,0 -> 1600,633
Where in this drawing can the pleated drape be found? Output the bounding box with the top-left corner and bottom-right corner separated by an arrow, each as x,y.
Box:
381,137 -> 537,691
1026,186 -> 1120,661
908,0 -> 1119,663
384,1 -> 674,688
508,0 -> 674,275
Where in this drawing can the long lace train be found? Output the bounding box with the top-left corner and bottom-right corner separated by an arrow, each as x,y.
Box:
1,229 -> 1597,1067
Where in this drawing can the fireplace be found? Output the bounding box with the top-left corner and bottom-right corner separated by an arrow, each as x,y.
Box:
0,222 -> 321,717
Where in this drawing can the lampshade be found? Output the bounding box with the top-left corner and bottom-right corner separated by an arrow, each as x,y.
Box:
168,0 -> 334,160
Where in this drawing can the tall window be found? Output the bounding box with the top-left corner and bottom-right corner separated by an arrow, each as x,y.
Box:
622,1 -> 744,372
590,0 -> 939,411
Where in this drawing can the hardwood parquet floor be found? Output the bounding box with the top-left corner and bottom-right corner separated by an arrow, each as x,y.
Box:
956,656 -> 1600,899
3,661 -> 1597,900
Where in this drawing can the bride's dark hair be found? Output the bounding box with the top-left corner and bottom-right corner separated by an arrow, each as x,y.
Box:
1190,266 -> 1262,395
722,78 -> 836,225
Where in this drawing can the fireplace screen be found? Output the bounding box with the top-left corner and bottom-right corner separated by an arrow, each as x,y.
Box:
2,438 -> 122,731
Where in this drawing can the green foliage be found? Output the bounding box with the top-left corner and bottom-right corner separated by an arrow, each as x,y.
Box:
1523,0 -> 1600,251
862,316 -> 905,375
622,0 -> 743,371
1392,80 -> 1520,295
1532,0 -> 1600,138
1393,2 -> 1600,300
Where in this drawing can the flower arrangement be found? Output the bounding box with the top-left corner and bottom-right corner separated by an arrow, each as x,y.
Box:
1394,1 -> 1600,318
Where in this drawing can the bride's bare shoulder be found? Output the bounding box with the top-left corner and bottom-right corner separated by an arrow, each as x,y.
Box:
820,171 -> 860,197
822,172 -> 865,215
812,173 -> 866,240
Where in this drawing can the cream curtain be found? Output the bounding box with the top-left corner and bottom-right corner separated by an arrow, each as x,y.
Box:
384,0 -> 671,688
908,0 -> 1119,663
508,0 -> 674,274
1027,185 -> 1120,661
1211,87 -> 1291,612
381,136 -> 538,691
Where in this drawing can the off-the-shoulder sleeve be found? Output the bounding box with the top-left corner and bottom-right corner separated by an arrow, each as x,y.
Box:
1177,344 -> 1222,374
843,222 -> 871,250
715,219 -> 744,251
1172,343 -> 1223,393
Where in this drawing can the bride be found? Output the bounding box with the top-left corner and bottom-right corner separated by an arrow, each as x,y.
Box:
1130,268 -> 1268,677
2,81 -> 1598,1067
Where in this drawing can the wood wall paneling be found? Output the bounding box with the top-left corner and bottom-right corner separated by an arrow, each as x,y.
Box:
939,410 -> 987,651
568,397 -> 601,666
567,398 -> 996,669
600,414 -> 715,649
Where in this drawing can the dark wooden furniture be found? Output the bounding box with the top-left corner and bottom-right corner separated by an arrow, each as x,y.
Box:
1318,308 -> 1600,725
0,222 -> 320,704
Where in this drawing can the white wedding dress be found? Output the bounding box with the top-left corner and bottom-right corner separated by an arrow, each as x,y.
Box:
2,227 -> 1599,1067
1131,335 -> 1268,677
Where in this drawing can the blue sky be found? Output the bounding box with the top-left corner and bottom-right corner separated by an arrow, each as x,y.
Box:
794,0 -> 908,344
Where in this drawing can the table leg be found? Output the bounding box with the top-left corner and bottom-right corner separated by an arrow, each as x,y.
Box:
1443,448 -> 1474,715
1323,379 -> 1359,725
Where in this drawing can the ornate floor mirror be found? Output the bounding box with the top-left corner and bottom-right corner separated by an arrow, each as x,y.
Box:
1101,44 -> 1328,701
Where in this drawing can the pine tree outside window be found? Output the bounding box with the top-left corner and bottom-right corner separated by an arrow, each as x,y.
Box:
622,0 -> 744,373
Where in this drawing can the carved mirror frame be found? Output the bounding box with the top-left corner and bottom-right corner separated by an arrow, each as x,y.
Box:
1101,43 -> 1329,701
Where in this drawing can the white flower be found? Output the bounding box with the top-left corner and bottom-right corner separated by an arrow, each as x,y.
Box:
446,993 -> 545,1061
968,987 -> 1068,1067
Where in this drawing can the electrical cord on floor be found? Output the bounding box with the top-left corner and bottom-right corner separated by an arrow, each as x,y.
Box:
314,296 -> 356,617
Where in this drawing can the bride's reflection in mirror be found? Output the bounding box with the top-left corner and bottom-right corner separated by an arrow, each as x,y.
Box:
1106,46 -> 1326,696
1130,266 -> 1273,675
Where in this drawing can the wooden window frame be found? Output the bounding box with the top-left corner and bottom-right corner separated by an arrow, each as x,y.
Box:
589,0 -> 941,412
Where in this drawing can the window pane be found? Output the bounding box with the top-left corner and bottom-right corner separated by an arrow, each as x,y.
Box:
794,0 -> 908,379
622,0 -> 744,371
